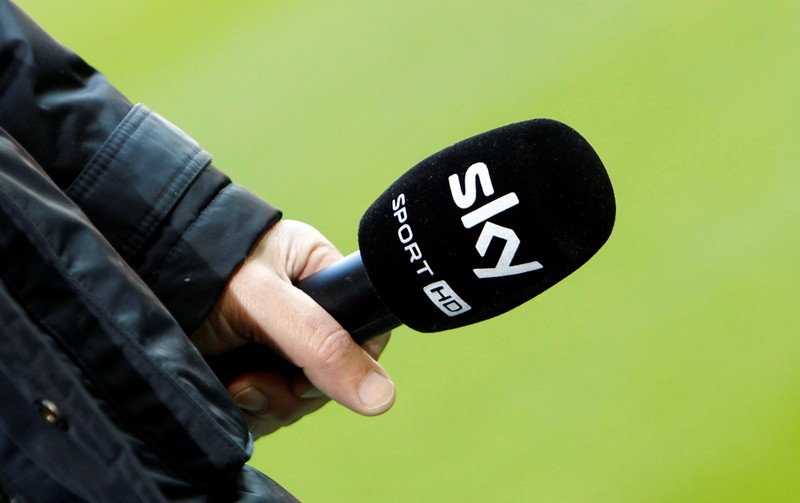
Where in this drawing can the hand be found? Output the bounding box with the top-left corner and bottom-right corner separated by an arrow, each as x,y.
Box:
192,220 -> 394,438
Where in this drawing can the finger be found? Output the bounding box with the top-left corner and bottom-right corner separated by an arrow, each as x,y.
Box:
228,372 -> 329,439
362,332 -> 391,360
230,264 -> 395,416
302,330 -> 395,416
262,219 -> 344,281
289,332 -> 392,400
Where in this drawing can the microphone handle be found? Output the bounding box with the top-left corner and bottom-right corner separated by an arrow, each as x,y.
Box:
205,251 -> 401,383
295,251 -> 401,344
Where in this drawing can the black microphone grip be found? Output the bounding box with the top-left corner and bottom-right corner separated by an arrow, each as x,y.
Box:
205,252 -> 400,384
295,251 -> 401,344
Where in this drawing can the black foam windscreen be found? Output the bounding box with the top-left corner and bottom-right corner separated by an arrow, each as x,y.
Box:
357,119 -> 615,332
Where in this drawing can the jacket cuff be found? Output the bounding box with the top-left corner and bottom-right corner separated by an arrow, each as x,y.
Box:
67,104 -> 281,332
146,182 -> 280,332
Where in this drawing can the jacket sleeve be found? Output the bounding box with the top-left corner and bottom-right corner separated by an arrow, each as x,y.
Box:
0,0 -> 281,333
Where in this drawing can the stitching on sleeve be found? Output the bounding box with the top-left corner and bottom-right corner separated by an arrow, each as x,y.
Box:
67,105 -> 150,204
147,184 -> 230,285
122,147 -> 211,258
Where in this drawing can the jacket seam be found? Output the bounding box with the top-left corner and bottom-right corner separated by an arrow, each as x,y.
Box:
0,279 -> 170,501
148,183 -> 230,285
67,104 -> 149,204
0,180 -> 247,480
123,147 -> 210,258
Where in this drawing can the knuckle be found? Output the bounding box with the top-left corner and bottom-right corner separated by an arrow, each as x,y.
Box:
311,326 -> 353,368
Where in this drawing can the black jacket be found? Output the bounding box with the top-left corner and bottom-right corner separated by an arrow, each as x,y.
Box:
0,1 -> 294,501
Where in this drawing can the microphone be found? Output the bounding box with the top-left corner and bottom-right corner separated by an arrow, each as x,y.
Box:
297,118 -> 615,342
208,119 -> 615,379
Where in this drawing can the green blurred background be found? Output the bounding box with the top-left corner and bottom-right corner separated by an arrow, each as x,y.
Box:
18,1 -> 800,501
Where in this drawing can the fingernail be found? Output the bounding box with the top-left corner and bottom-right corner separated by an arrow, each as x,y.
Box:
233,387 -> 267,412
358,370 -> 395,411
299,386 -> 326,399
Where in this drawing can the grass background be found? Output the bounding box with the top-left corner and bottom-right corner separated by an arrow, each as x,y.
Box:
17,1 -> 800,501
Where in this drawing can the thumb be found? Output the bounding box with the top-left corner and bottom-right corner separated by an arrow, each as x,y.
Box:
296,322 -> 396,415
228,262 -> 395,416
